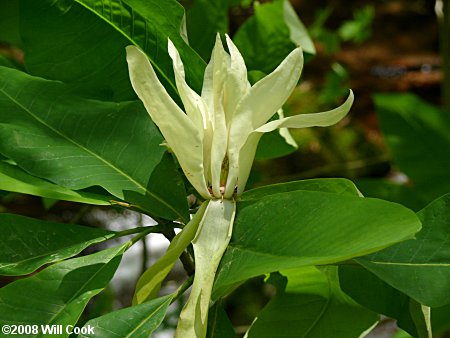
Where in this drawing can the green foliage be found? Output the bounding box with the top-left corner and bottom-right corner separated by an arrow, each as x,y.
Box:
0,0 -> 447,337
0,213 -> 114,276
359,93 -> 450,210
246,267 -> 378,337
0,243 -> 128,332
80,294 -> 174,338
214,189 -> 420,296
357,194 -> 450,308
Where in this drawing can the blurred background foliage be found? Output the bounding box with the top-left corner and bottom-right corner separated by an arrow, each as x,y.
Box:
0,0 -> 449,337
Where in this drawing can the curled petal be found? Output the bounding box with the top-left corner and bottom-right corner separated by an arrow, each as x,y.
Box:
256,90 -> 354,132
126,45 -> 210,198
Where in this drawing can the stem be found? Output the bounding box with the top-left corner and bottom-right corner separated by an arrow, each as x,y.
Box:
171,275 -> 194,304
139,214 -> 149,274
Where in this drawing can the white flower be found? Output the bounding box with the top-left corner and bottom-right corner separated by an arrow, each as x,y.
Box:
126,34 -> 353,200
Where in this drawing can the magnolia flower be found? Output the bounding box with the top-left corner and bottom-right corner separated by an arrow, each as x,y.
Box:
126,34 -> 354,338
126,34 -> 353,201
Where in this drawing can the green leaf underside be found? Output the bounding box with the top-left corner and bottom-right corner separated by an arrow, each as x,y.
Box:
0,161 -> 112,205
0,244 -> 127,335
0,66 -> 188,221
0,213 -> 114,276
80,294 -> 173,338
357,193 -> 450,307
246,267 -> 378,338
214,190 -> 421,293
20,0 -> 205,100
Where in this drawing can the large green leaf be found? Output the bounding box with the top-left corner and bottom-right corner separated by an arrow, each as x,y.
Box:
214,190 -> 421,293
80,294 -> 173,338
0,214 -> 115,276
0,161 -> 112,205
20,0 -> 205,100
357,193 -> 450,307
233,0 -> 314,74
0,66 -> 189,221
370,93 -> 450,208
246,267 -> 378,338
0,243 -> 127,335
339,265 -> 430,338
186,0 -> 230,61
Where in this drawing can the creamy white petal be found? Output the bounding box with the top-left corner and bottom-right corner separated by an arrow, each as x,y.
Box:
226,47 -> 303,196
207,35 -> 231,197
256,90 -> 354,132
168,39 -> 208,132
224,34 -> 250,124
126,45 -> 210,198
225,91 -> 354,197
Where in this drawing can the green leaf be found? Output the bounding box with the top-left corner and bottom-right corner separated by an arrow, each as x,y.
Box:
373,93 -> 450,207
339,265 -> 429,338
246,267 -> 378,338
357,193 -> 450,307
20,0 -> 205,100
241,178 -> 360,202
80,294 -> 173,338
0,213 -> 115,276
214,190 -> 421,294
206,303 -> 236,338
233,0 -> 314,74
0,67 -> 189,221
0,161 -> 112,205
186,0 -> 230,60
0,243 -> 127,334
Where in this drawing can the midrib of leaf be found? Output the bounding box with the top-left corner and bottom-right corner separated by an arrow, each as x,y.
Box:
370,261 -> 450,267
0,88 -> 184,221
0,234 -> 113,271
301,278 -> 332,337
73,0 -> 178,95
44,247 -> 126,328
124,297 -> 172,337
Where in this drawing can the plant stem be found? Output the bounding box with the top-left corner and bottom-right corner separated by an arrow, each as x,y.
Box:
171,275 -> 194,304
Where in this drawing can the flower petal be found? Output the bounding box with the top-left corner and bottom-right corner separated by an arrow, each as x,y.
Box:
224,34 -> 250,124
256,90 -> 354,132
226,91 -> 354,197
167,39 -> 208,133
126,45 -> 210,198
205,35 -> 231,197
226,47 -> 304,196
